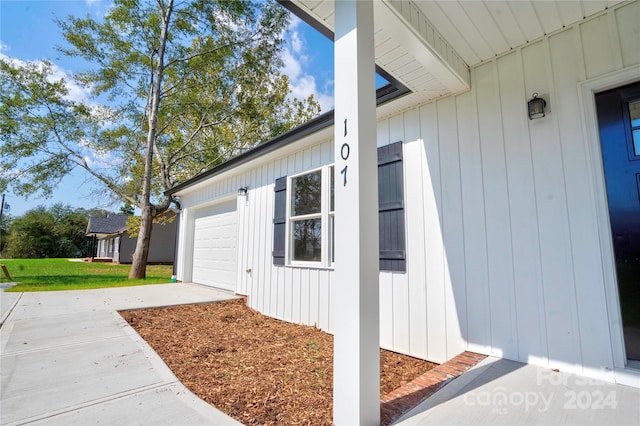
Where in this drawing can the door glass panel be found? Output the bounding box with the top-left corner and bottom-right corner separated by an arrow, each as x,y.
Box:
633,129 -> 640,156
631,100 -> 640,156
630,100 -> 640,127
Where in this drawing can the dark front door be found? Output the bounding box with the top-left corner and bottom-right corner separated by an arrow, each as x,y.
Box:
596,81 -> 640,363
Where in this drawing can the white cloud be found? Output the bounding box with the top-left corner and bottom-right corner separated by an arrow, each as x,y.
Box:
83,150 -> 120,171
50,65 -> 92,104
281,15 -> 334,112
291,32 -> 303,55
0,53 -> 94,106
281,48 -> 303,81
288,73 -> 334,113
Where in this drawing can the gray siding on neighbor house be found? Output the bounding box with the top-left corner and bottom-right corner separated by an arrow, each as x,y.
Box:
116,221 -> 176,264
148,219 -> 178,263
115,236 -> 136,264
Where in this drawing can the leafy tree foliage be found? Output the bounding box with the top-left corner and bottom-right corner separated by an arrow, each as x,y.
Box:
0,213 -> 11,257
4,208 -> 57,258
119,203 -> 135,216
3,204 -> 107,258
0,0 -> 319,277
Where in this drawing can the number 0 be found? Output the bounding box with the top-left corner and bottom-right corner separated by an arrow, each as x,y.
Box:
340,143 -> 350,161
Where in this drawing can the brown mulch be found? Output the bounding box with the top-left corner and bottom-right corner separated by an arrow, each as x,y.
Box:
120,299 -> 437,425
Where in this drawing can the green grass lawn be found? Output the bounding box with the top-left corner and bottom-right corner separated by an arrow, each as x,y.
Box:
0,259 -> 174,292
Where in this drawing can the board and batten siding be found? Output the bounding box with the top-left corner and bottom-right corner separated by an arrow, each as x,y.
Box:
175,1 -> 639,381
378,1 -> 640,378
176,140 -> 338,332
236,141 -> 336,331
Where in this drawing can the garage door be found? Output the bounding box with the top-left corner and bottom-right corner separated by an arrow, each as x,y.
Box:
192,200 -> 237,291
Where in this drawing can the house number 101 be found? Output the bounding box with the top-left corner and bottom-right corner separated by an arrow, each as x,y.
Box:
340,119 -> 349,187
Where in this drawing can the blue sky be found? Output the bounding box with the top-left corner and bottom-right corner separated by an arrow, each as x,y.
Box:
0,0 -> 335,217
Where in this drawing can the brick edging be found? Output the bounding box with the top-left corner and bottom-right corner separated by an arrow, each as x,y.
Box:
380,351 -> 487,425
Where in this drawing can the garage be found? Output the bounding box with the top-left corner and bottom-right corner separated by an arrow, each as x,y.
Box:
191,200 -> 238,291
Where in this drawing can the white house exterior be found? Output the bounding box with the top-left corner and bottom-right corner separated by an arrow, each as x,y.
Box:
169,1 -> 640,418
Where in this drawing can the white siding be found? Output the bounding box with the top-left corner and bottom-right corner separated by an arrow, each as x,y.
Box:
177,139 -> 338,332
175,2 -> 639,382
240,141 -> 336,330
373,2 -> 639,375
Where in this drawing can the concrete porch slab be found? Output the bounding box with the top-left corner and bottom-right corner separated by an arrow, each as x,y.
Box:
396,357 -> 640,425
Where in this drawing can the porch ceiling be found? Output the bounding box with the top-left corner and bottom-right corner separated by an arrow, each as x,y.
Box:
288,0 -> 624,101
413,0 -> 624,65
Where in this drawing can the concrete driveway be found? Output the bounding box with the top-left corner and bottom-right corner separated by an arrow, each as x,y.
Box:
0,283 -> 241,425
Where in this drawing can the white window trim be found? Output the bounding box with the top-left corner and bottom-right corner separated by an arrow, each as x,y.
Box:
286,165 -> 334,268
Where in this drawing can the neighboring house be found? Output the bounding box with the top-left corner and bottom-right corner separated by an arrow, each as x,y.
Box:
85,212 -> 177,264
85,214 -> 128,261
168,0 -> 640,403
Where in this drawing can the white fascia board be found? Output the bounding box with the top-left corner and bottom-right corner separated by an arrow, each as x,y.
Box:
172,125 -> 334,198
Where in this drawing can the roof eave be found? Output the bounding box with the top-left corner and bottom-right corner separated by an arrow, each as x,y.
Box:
165,83 -> 410,196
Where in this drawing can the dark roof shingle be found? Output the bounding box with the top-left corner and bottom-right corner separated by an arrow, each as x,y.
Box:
86,215 -> 129,235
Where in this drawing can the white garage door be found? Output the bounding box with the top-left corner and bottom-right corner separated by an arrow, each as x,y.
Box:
192,200 -> 237,291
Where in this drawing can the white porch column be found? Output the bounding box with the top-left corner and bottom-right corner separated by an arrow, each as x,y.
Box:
333,1 -> 379,425
176,208 -> 192,282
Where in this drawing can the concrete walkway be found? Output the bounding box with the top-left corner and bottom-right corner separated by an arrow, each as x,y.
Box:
0,283 -> 241,426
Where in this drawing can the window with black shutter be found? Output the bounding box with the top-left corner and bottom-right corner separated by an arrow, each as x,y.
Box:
272,140 -> 405,272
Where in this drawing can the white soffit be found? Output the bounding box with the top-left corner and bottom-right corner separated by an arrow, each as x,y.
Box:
406,0 -> 625,66
290,1 -> 625,92
291,0 -> 471,100
375,1 -> 471,94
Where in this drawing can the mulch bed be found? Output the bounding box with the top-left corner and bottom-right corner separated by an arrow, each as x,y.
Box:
121,299 -> 437,425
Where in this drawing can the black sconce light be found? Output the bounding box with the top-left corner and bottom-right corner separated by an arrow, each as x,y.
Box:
237,186 -> 248,196
528,93 -> 547,120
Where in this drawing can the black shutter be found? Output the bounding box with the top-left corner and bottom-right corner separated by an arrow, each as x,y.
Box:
378,141 -> 406,272
272,176 -> 287,265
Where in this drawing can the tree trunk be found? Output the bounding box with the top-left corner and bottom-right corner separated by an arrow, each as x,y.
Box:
128,0 -> 173,280
128,206 -> 154,279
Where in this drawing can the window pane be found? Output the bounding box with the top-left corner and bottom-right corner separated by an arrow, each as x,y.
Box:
630,100 -> 640,128
330,215 -> 334,264
633,129 -> 640,156
330,166 -> 335,212
293,219 -> 322,261
291,170 -> 321,216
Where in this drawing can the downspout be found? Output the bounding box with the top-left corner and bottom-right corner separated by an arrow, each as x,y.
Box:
172,210 -> 180,277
